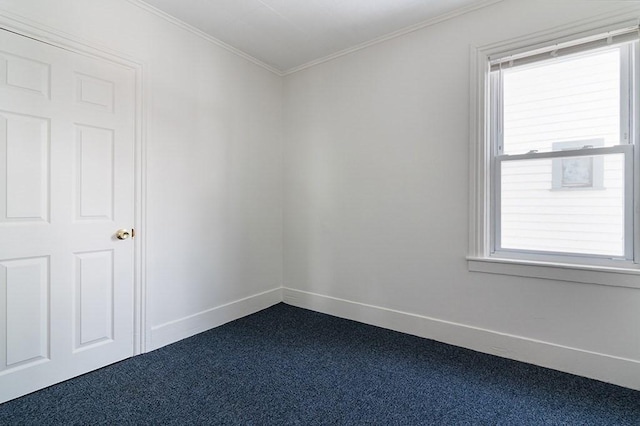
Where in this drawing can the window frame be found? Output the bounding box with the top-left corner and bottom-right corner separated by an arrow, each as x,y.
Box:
468,18 -> 640,287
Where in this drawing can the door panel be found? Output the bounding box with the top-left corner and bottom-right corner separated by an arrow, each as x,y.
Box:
75,250 -> 114,349
0,257 -> 49,370
0,112 -> 49,223
76,125 -> 115,220
0,51 -> 50,98
0,29 -> 136,403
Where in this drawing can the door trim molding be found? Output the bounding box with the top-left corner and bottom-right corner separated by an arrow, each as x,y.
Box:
0,10 -> 149,355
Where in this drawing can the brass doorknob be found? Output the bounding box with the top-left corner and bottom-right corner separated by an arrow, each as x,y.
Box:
116,229 -> 131,240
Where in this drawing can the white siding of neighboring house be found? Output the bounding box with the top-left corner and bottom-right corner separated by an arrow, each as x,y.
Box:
499,48 -> 626,256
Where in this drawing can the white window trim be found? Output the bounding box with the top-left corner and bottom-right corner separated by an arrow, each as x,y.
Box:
468,15 -> 640,288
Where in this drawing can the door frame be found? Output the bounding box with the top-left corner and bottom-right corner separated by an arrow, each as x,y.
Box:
0,11 -> 148,355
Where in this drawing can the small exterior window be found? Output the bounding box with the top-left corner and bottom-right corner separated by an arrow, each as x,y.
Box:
483,25 -> 639,264
551,140 -> 604,190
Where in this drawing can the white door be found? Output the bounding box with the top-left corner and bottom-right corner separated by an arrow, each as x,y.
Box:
0,29 -> 136,403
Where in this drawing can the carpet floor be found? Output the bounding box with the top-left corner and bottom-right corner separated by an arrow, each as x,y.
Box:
0,303 -> 638,425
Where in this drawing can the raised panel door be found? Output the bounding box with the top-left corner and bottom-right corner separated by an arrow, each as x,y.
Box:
0,29 -> 136,403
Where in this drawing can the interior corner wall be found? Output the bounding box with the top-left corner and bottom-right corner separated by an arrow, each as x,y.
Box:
0,0 -> 284,350
282,0 -> 640,389
2,0 -> 640,391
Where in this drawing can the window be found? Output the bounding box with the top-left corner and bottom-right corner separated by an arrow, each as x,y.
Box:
470,23 -> 640,273
551,139 -> 604,190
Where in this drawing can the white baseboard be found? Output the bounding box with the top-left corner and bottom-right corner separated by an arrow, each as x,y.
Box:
283,288 -> 640,390
149,287 -> 283,351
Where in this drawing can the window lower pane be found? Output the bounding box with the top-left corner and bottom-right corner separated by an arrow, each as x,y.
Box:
499,153 -> 625,256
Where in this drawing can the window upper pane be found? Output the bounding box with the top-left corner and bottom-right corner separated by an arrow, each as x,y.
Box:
501,48 -> 621,155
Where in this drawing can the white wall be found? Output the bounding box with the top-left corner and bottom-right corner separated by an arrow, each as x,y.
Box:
3,0 -> 640,391
283,0 -> 640,389
0,0 -> 283,350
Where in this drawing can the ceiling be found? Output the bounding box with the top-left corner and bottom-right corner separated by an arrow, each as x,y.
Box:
139,0 -> 499,74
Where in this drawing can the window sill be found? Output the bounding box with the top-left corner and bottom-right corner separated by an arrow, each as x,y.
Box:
467,256 -> 640,289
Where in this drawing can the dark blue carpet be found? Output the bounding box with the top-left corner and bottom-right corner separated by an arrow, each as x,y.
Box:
1,303 -> 638,425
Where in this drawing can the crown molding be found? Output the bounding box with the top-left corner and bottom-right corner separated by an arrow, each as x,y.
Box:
282,0 -> 504,76
125,0 -> 284,76
128,0 -> 503,77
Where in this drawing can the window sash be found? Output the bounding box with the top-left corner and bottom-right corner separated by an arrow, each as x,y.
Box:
492,145 -> 634,260
491,43 -> 634,156
496,144 -> 630,162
